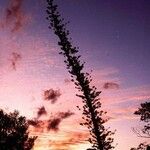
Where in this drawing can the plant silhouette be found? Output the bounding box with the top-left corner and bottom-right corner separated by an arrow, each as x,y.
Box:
0,109 -> 37,150
46,0 -> 114,149
134,101 -> 150,138
130,143 -> 150,150
131,101 -> 150,150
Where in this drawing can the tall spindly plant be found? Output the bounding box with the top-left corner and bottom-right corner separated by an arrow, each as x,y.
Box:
46,0 -> 114,149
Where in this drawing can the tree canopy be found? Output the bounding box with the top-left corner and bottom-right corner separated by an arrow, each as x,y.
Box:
131,101 -> 150,150
0,109 -> 37,150
130,143 -> 149,150
134,101 -> 150,138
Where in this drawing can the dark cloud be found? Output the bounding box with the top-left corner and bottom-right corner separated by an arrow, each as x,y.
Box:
44,89 -> 61,104
103,82 -> 119,90
47,111 -> 74,131
10,52 -> 21,70
37,106 -> 47,118
28,119 -> 41,128
2,0 -> 25,32
28,111 -> 74,133
28,119 -> 45,133
58,111 -> 74,119
47,118 -> 61,132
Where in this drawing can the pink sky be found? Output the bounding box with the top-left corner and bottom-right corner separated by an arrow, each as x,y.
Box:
0,0 -> 150,150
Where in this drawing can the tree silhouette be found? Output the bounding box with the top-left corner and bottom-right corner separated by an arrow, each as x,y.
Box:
130,143 -> 150,150
131,101 -> 150,150
0,109 -> 37,150
130,143 -> 144,150
133,101 -> 150,138
46,0 -> 114,149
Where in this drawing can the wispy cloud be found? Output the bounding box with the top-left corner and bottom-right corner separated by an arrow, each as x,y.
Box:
1,0 -> 27,32
28,111 -> 74,134
44,89 -> 61,104
47,111 -> 74,132
91,67 -> 121,88
32,129 -> 90,150
101,85 -> 150,106
37,106 -> 47,118
10,52 -> 21,70
58,111 -> 74,119
28,119 -> 43,128
28,119 -> 45,133
64,78 -> 71,84
103,82 -> 119,90
107,107 -> 138,121
48,131 -> 89,150
47,118 -> 61,132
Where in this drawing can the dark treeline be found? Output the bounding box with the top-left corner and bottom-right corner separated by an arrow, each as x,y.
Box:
0,109 -> 37,150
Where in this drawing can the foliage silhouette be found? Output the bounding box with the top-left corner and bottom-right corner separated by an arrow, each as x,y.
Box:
130,143 -> 150,150
134,101 -> 150,138
131,101 -> 150,150
0,109 -> 37,150
46,0 -> 114,149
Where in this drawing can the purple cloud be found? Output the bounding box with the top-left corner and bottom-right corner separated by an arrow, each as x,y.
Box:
47,111 -> 74,131
44,89 -> 61,104
103,82 -> 119,90
10,52 -> 21,70
37,106 -> 47,118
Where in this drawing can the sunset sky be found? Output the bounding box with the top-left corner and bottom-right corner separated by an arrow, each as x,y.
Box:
0,0 -> 150,150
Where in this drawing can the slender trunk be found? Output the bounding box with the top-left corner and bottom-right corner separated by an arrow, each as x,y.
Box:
46,0 -> 114,149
